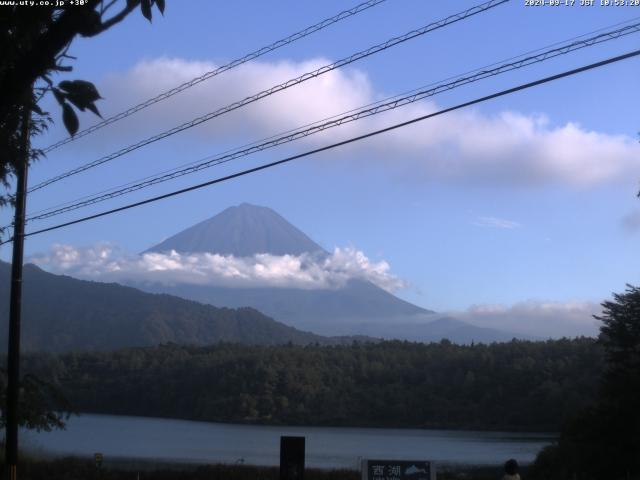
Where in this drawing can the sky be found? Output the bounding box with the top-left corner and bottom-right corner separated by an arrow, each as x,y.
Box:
2,0 -> 640,337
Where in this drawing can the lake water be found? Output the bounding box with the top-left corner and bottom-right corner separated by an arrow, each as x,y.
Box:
23,414 -> 555,469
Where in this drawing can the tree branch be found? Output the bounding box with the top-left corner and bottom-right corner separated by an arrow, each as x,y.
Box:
101,0 -> 120,16
0,1 -> 141,118
91,0 -> 140,36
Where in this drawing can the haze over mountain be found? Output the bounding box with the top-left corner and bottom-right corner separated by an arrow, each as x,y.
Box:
136,203 -> 519,343
0,262 -> 365,353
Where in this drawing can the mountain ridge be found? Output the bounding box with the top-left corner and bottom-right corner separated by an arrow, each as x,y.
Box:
0,261 -> 373,353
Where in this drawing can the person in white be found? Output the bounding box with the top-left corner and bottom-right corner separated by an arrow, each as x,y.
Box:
502,458 -> 521,480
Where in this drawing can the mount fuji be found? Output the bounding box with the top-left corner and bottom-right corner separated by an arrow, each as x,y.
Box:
136,203 -> 516,343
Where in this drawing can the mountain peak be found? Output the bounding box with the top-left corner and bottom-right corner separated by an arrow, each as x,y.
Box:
145,204 -> 326,257
237,202 -> 260,209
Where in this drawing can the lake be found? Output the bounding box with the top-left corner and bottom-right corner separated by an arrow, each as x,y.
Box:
23,414 -> 555,469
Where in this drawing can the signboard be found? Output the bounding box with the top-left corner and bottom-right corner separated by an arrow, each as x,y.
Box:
362,460 -> 435,480
280,436 -> 305,480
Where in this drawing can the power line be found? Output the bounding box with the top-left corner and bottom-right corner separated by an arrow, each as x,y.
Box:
2,47 -> 637,246
23,15 -> 640,221
41,0 -> 389,154
26,16 -> 640,221
28,0 -> 509,193
22,20 -> 640,223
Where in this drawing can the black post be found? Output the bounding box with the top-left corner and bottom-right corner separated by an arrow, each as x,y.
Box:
280,436 -> 305,480
5,102 -> 30,480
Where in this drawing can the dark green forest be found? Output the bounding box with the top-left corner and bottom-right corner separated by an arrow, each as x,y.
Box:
24,338 -> 601,432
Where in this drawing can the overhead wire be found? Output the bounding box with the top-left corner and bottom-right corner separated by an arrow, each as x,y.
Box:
2,47 -> 637,246
28,0 -> 509,193
24,14 -> 640,221
21,20 -> 640,224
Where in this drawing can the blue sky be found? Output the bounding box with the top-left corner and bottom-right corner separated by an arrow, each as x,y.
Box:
2,0 -> 640,335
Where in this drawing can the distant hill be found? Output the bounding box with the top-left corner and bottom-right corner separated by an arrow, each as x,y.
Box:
136,278 -> 437,336
342,315 -> 523,343
0,262 -> 367,353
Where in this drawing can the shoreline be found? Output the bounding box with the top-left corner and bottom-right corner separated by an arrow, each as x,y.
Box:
22,413 -> 553,469
62,410 -> 560,436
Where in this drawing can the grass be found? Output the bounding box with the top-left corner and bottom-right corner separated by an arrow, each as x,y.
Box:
10,456 -> 526,480
16,457 -> 354,480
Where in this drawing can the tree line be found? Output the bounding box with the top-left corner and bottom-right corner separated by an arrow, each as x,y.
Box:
22,337 -> 602,432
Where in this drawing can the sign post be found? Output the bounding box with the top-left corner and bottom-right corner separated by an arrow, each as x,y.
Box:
362,459 -> 436,480
280,436 -> 305,480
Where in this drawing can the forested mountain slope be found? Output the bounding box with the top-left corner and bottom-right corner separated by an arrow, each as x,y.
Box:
0,262 -> 357,352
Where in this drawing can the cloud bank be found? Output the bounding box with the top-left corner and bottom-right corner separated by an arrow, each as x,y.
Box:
76,57 -> 640,188
28,243 -> 604,338
28,243 -> 406,292
453,300 -> 602,338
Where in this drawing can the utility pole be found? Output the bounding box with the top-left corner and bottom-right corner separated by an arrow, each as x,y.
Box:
5,99 -> 31,480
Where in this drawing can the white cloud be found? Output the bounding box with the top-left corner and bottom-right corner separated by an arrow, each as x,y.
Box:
472,216 -> 521,229
451,300 -> 602,338
28,243 -> 406,292
68,56 -> 640,188
78,57 -> 373,149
